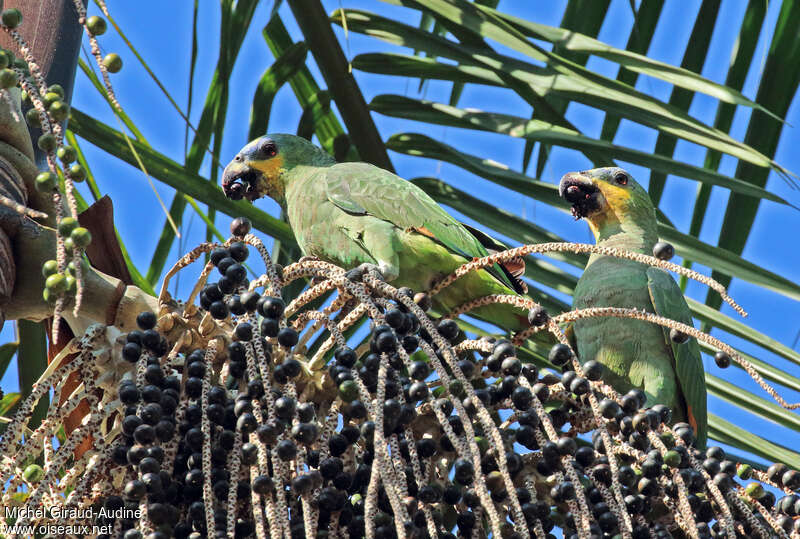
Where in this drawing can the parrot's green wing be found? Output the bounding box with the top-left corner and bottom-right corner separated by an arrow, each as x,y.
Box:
324,162 -> 518,290
646,267 -> 707,448
460,223 -> 526,294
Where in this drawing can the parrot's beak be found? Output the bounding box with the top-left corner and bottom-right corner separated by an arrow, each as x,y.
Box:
559,172 -> 604,220
222,160 -> 260,202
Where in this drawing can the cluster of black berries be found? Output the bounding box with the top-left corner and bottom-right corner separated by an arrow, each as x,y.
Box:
332,286 -> 430,408
105,239 -> 266,537
315,289 -> 548,538
109,311 -> 192,538
109,340 -> 259,539
201,241 -> 252,320
95,219 -> 799,539
122,311 -> 169,363
532,353 -> 800,539
101,221 -> 332,539
102,295 -> 800,539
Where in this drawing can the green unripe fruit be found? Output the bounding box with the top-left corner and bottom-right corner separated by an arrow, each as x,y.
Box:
68,163 -> 86,182
86,15 -> 106,36
744,482 -> 764,499
42,287 -> 55,303
663,450 -> 681,468
65,275 -> 77,295
102,53 -> 122,73
13,58 -> 27,73
43,91 -> 60,108
737,463 -> 753,480
70,227 -> 92,248
25,107 -> 41,128
48,100 -> 69,122
659,432 -> 675,448
45,273 -> 67,294
42,259 -> 59,277
1,9 -> 22,29
47,84 -> 65,99
338,380 -> 359,403
58,216 -> 79,237
37,133 -> 57,152
448,379 -> 464,398
22,464 -> 43,483
67,258 -> 88,277
474,436 -> 488,455
0,68 -> 17,88
0,52 -> 7,70
35,171 -> 57,192
57,145 -> 77,163
63,237 -> 74,251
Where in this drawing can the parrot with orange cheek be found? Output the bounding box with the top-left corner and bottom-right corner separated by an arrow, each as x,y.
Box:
560,167 -> 706,447
221,134 -> 540,334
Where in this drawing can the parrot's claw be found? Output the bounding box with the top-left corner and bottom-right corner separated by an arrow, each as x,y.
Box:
356,263 -> 386,282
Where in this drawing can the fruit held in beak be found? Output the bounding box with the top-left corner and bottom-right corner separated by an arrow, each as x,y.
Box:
225,181 -> 245,201
222,165 -> 260,202
559,173 -> 602,219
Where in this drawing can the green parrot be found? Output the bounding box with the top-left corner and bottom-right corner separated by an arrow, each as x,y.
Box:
560,167 -> 707,446
221,134 -> 531,331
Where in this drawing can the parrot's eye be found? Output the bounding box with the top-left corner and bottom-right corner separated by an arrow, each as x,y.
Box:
260,139 -> 278,158
614,172 -> 628,186
234,155 -> 242,162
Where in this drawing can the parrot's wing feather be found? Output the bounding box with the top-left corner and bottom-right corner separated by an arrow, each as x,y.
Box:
461,222 -> 527,294
647,267 -> 707,447
460,222 -> 508,253
324,173 -> 368,215
324,163 -> 517,289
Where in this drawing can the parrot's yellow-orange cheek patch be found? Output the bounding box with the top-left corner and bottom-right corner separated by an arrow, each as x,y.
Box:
249,156 -> 285,198
586,183 -> 628,222
250,156 -> 285,180
597,182 -> 632,210
585,184 -> 632,239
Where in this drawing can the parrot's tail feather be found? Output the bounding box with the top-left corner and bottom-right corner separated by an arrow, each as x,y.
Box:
497,256 -> 527,294
502,256 -> 525,279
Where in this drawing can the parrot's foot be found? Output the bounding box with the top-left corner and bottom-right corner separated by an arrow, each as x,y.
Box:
356,262 -> 397,282
356,263 -> 385,281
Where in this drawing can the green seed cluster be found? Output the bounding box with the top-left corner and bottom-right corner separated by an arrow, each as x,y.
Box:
0,45 -> 21,89
41,256 -> 87,303
1,6 -> 124,312
22,82 -> 75,144
84,14 -> 123,73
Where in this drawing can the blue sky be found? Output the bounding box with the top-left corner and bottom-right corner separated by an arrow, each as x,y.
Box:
2,1 -> 799,463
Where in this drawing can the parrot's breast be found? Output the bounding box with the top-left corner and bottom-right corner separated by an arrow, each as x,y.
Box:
573,257 -> 681,414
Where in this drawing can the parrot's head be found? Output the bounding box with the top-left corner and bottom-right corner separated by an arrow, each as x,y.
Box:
559,167 -> 656,239
222,134 -> 334,203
